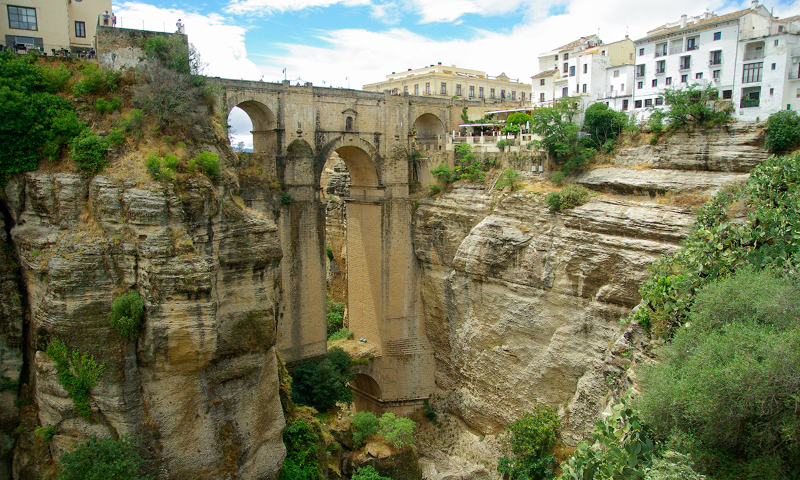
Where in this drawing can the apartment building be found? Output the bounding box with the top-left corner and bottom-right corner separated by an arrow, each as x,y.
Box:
531,35 -> 635,112
363,63 -> 530,103
1,0 -> 111,52
632,1 -> 800,121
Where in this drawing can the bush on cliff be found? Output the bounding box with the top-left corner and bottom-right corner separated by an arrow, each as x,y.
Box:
499,406 -> 561,480
46,338 -> 105,419
352,465 -> 392,480
545,183 -> 591,212
279,419 -> 320,480
291,347 -> 355,411
659,83 -> 731,129
57,436 -> 148,480
764,110 -> 800,153
108,291 -> 145,340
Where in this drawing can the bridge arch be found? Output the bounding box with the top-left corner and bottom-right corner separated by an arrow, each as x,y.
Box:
353,373 -> 383,414
317,136 -> 382,190
228,99 -> 278,156
413,113 -> 445,151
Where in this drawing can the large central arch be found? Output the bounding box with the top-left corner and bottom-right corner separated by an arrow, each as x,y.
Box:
413,113 -> 445,152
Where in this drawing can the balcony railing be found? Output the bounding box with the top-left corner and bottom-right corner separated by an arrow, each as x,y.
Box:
654,50 -> 668,58
669,46 -> 684,54
790,71 -> 800,80
635,71 -> 645,77
686,45 -> 699,51
679,63 -> 691,70
655,68 -> 666,74
743,52 -> 765,61
709,60 -> 722,66
740,98 -> 760,108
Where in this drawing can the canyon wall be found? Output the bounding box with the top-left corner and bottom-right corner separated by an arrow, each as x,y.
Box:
413,124 -> 770,443
2,169 -> 285,479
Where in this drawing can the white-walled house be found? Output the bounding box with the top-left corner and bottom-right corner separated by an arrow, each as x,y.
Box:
597,64 -> 635,112
631,1 -> 800,121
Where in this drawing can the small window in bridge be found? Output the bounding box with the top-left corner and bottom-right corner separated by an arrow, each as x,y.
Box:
345,116 -> 353,132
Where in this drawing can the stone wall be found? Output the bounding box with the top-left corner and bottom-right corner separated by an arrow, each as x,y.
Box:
96,26 -> 187,71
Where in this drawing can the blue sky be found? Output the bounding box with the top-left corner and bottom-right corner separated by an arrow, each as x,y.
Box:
113,0 -> 800,146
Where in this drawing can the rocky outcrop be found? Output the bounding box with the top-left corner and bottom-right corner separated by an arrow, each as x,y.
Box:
414,185 -> 694,443
576,167 -> 750,195
5,172 -> 285,480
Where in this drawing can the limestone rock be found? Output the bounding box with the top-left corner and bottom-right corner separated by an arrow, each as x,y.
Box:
575,167 -> 750,195
351,442 -> 422,480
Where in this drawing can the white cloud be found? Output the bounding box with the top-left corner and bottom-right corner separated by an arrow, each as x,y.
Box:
407,0 -> 531,23
115,2 -> 263,80
224,0 -> 370,15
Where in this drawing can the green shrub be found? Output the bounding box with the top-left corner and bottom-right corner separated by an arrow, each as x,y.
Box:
0,51 -> 84,183
279,419 -> 320,480
71,130 -> 108,174
559,396 -> 655,480
57,436 -> 147,480
497,139 -> 515,148
352,411 -> 379,447
428,184 -> 441,196
499,406 -> 560,480
118,109 -> 144,137
660,83 -> 731,128
637,269 -> 800,478
352,465 -> 392,480
39,63 -> 72,92
431,163 -> 456,183
187,151 -> 220,179
95,96 -> 122,114
550,171 -> 565,185
106,128 -> 125,146
764,110 -> 800,152
281,192 -> 293,205
326,245 -> 334,261
546,183 -> 590,212
327,328 -> 353,341
45,338 -> 105,419
583,102 -> 627,146
501,125 -> 520,135
35,425 -> 55,442
421,399 -> 437,423
496,168 -> 520,191
291,347 -> 355,410
326,295 -> 345,337
378,413 -> 415,449
645,451 -> 706,480
108,291 -> 145,340
72,63 -> 118,96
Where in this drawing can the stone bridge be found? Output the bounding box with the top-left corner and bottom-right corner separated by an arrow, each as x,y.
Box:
208,78 -> 483,412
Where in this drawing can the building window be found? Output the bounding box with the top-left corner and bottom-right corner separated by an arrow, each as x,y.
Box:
637,81 -> 643,89
425,82 -> 430,94
687,37 -> 698,50
501,89 -> 506,98
469,85 -> 474,98
583,64 -> 587,73
634,100 -> 642,108
414,84 -> 419,95
511,91 -> 516,100
655,97 -> 664,106
695,72 -> 703,79
521,92 -> 525,101
440,82 -> 447,95
562,87 -> 568,97
775,39 -> 779,46
713,70 -> 720,79
540,79 -> 545,86
479,87 -> 484,98
7,5 -> 37,30
345,117 -> 353,131
622,99 -> 629,110
666,77 -> 672,85
656,60 -> 665,74
771,63 -> 776,70
490,88 -> 495,99
770,87 -> 774,95
743,62 -> 763,83
456,84 -> 462,96
555,54 -> 558,60
75,21 -> 86,38
636,64 -> 645,77
714,31 -> 721,40
582,84 -> 587,93
680,56 -> 691,70
723,90 -> 732,99
681,74 -> 688,83
656,43 -> 667,57
645,98 -> 653,107
570,66 -> 576,76
403,86 -> 408,94
639,48 -> 644,55
652,79 -> 657,87
710,50 -> 722,65
540,92 -> 545,102
564,53 -> 569,59
621,83 -> 624,90
613,70 -> 619,78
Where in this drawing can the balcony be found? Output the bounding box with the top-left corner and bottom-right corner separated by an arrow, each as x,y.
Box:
740,98 -> 760,108
743,51 -> 765,61
669,46 -> 684,54
679,63 -> 691,70
709,60 -> 722,66
654,50 -> 667,58
790,71 -> 800,80
635,71 -> 645,78
686,45 -> 699,51
655,68 -> 666,75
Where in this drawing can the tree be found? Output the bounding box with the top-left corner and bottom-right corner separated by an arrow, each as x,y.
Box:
352,465 -> 392,480
291,347 -> 355,411
583,103 -> 627,147
660,83 -> 731,128
764,110 -> 800,152
498,406 -> 560,480
57,436 -> 147,480
108,291 -> 145,340
507,112 -> 532,127
530,98 -> 595,173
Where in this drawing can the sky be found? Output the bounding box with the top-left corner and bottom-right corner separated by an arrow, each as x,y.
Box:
114,0 -> 800,148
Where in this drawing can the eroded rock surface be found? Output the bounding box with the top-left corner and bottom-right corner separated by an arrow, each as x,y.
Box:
5,172 -> 285,480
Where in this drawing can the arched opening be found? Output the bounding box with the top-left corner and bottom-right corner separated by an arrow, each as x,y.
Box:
229,100 -> 277,157
345,116 -> 354,132
353,373 -> 383,414
413,113 -> 445,152
320,152 -> 351,330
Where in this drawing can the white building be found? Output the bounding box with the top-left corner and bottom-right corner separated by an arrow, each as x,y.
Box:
532,35 -> 635,113
632,1 -> 800,121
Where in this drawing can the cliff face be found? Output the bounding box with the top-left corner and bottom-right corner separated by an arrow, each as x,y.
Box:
413,124 -> 768,444
3,171 -> 285,479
